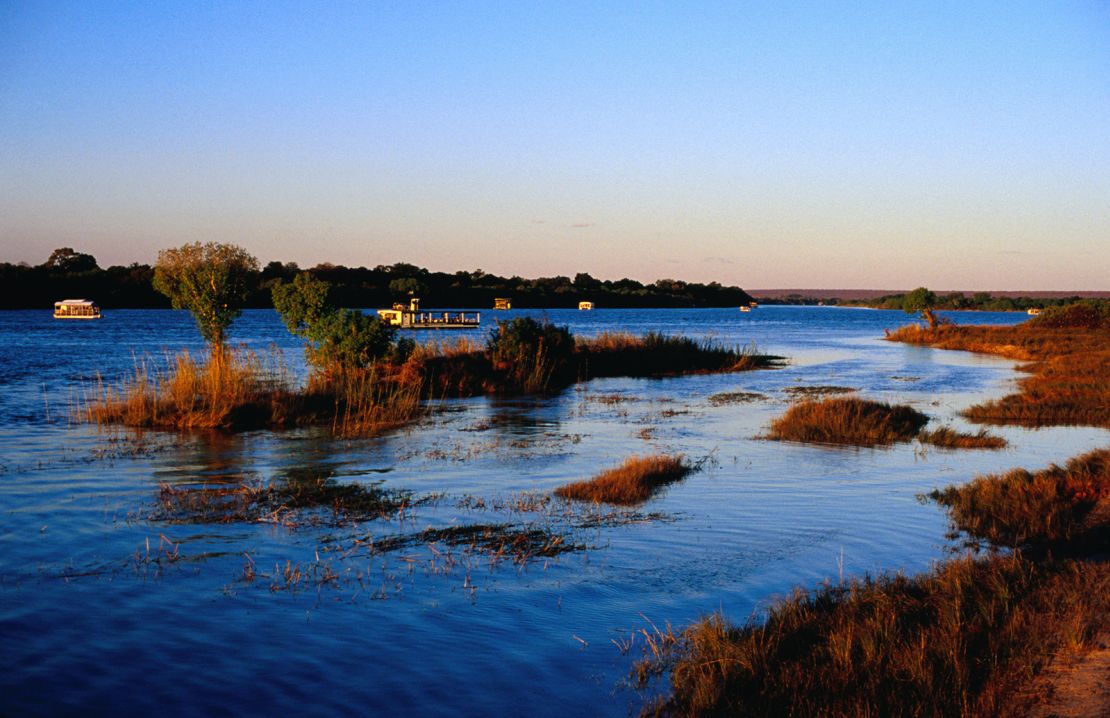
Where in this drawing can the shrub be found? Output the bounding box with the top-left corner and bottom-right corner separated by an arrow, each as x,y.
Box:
487,317 -> 575,392
273,273 -> 398,371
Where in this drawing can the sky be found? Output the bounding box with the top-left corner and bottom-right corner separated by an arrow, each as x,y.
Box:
1,1 -> 1108,289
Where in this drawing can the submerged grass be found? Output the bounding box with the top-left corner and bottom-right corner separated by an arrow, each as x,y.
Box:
929,449 -> 1110,553
636,554 -> 1110,718
554,454 -> 693,506
766,397 -> 928,446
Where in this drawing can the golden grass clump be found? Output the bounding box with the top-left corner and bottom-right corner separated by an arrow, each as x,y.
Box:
767,397 -> 928,446
637,554 -> 1110,718
83,348 -> 291,431
886,321 -> 1110,429
917,426 -> 1007,450
576,332 -> 781,379
929,449 -> 1110,552
554,454 -> 693,505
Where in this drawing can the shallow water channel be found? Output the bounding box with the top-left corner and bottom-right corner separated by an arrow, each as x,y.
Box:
1,306 -> 1107,716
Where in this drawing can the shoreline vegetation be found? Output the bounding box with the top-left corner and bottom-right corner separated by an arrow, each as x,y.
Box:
636,303 -> 1110,717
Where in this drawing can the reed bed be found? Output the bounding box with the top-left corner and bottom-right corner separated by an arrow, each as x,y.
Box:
917,426 -> 1007,450
929,449 -> 1110,552
636,554 -> 1110,718
554,454 -> 692,505
766,397 -> 929,446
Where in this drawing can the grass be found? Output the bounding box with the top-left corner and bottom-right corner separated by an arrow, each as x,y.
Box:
782,385 -> 856,399
929,449 -> 1110,553
83,348 -> 426,435
555,454 -> 693,505
918,426 -> 1007,450
886,319 -> 1110,429
707,391 -> 767,406
577,332 -> 781,380
766,397 -> 929,446
636,554 -> 1110,718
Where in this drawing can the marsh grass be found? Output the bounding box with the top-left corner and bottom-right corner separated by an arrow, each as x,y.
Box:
782,385 -> 857,399
886,322 -> 1110,429
929,449 -> 1110,553
83,348 -> 427,435
707,391 -> 767,406
767,397 -> 929,446
576,332 -> 781,379
917,426 -> 1007,450
353,523 -> 584,564
635,554 -> 1110,718
554,454 -> 694,505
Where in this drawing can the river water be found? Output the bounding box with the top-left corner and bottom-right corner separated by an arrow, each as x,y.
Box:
1,307 -> 1106,716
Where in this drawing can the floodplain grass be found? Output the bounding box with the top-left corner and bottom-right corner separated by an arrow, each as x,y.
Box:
576,331 -> 781,380
766,397 -> 928,446
929,448 -> 1110,553
917,426 -> 1007,450
554,454 -> 693,506
636,554 -> 1110,718
886,318 -> 1110,429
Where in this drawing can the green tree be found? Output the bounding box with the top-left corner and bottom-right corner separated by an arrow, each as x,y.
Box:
152,242 -> 259,348
388,277 -> 428,297
273,273 -> 402,371
43,247 -> 99,274
903,286 -> 940,330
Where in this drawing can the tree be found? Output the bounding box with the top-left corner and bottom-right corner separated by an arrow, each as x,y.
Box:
903,286 -> 940,330
388,277 -> 428,297
152,242 -> 259,348
273,273 -> 401,371
43,247 -> 98,274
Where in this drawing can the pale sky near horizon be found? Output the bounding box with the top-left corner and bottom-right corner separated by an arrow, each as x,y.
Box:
1,1 -> 1107,289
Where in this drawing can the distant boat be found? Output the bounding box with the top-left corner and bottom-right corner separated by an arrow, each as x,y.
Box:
749,301 -> 758,308
1027,308 -> 1042,316
578,301 -> 594,310
493,297 -> 512,310
739,306 -> 752,312
376,297 -> 480,329
54,299 -> 101,319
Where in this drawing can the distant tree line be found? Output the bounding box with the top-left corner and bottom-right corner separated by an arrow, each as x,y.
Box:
759,291 -> 1103,313
0,248 -> 755,309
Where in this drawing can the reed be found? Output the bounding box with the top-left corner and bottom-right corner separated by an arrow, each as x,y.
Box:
929,449 -> 1110,552
917,426 -> 1007,450
576,332 -> 780,379
637,554 -> 1110,718
554,454 -> 692,505
767,397 -> 928,446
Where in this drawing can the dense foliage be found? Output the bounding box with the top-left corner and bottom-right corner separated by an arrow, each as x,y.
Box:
272,273 -> 408,370
152,242 -> 259,347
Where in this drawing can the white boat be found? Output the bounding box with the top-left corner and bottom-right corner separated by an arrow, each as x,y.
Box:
376,297 -> 479,329
578,301 -> 594,310
53,299 -> 101,319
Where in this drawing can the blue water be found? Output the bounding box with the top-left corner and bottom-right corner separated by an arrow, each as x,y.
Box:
1,307 -> 1106,716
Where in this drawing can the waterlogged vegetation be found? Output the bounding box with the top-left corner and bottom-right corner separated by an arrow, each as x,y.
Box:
555,455 -> 695,506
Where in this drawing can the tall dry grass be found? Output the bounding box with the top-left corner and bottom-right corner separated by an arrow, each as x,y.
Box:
917,426 -> 1007,450
637,554 -> 1110,718
766,397 -> 929,446
83,348 -> 426,435
886,322 -> 1110,429
555,454 -> 692,505
82,348 -> 292,431
929,449 -> 1110,552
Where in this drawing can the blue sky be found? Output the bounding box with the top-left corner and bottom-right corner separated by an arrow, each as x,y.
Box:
2,1 -> 1107,289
